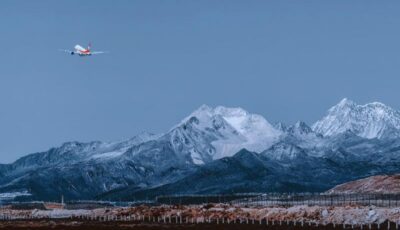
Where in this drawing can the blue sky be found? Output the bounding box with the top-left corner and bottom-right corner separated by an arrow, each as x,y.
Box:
1,0 -> 400,162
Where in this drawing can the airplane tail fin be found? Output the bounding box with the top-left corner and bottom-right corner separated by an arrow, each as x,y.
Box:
87,42 -> 92,51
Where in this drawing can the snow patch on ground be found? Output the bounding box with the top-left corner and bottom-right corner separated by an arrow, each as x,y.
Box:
32,209 -> 92,219
0,191 -> 31,200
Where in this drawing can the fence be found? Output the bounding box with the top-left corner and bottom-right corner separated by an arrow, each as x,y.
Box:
3,193 -> 400,208
156,193 -> 400,207
155,193 -> 260,205
0,212 -> 398,230
231,193 -> 400,207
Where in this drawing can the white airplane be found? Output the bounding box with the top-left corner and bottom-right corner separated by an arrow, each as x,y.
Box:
59,43 -> 107,56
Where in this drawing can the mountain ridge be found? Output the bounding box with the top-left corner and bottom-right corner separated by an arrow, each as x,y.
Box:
2,98 -> 400,201
312,98 -> 400,139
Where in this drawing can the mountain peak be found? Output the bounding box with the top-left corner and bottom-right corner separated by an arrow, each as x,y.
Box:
337,98 -> 356,107
172,105 -> 282,163
273,122 -> 288,132
185,105 -> 250,125
214,106 -> 248,117
313,99 -> 400,139
294,121 -> 311,130
287,121 -> 313,135
194,104 -> 213,113
261,141 -> 306,160
180,105 -> 280,137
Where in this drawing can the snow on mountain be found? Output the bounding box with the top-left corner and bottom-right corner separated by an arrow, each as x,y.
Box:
272,121 -> 324,151
90,132 -> 161,159
7,100 -> 400,201
312,98 -> 400,139
273,122 -> 288,132
288,121 -> 313,136
262,142 -> 307,161
172,105 -> 282,163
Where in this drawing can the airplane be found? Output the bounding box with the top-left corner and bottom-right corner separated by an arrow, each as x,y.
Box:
59,43 -> 107,56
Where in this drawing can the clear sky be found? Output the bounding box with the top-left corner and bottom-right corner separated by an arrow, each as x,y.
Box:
1,0 -> 400,163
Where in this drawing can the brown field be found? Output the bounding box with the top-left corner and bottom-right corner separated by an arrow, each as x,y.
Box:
0,219 -> 396,230
0,203 -> 399,229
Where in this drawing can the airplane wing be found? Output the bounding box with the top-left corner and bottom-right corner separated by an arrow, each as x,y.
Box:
58,49 -> 74,54
91,51 -> 108,55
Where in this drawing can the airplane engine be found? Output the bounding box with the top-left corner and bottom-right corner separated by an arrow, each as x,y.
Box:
70,51 -> 75,55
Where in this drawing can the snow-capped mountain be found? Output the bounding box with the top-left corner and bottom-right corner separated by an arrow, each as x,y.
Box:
261,142 -> 307,161
312,98 -> 400,139
0,105 -> 283,200
170,105 -> 282,164
3,99 -> 400,201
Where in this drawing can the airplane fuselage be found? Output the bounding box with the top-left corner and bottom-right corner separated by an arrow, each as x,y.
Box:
72,51 -> 92,56
71,44 -> 92,56
60,43 -> 105,56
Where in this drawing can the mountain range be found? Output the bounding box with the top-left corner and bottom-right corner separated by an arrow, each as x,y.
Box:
2,98 -> 400,201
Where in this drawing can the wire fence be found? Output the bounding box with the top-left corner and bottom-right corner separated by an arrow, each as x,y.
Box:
155,193 -> 260,205
3,193 -> 400,208
157,193 -> 400,207
232,193 -> 400,207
